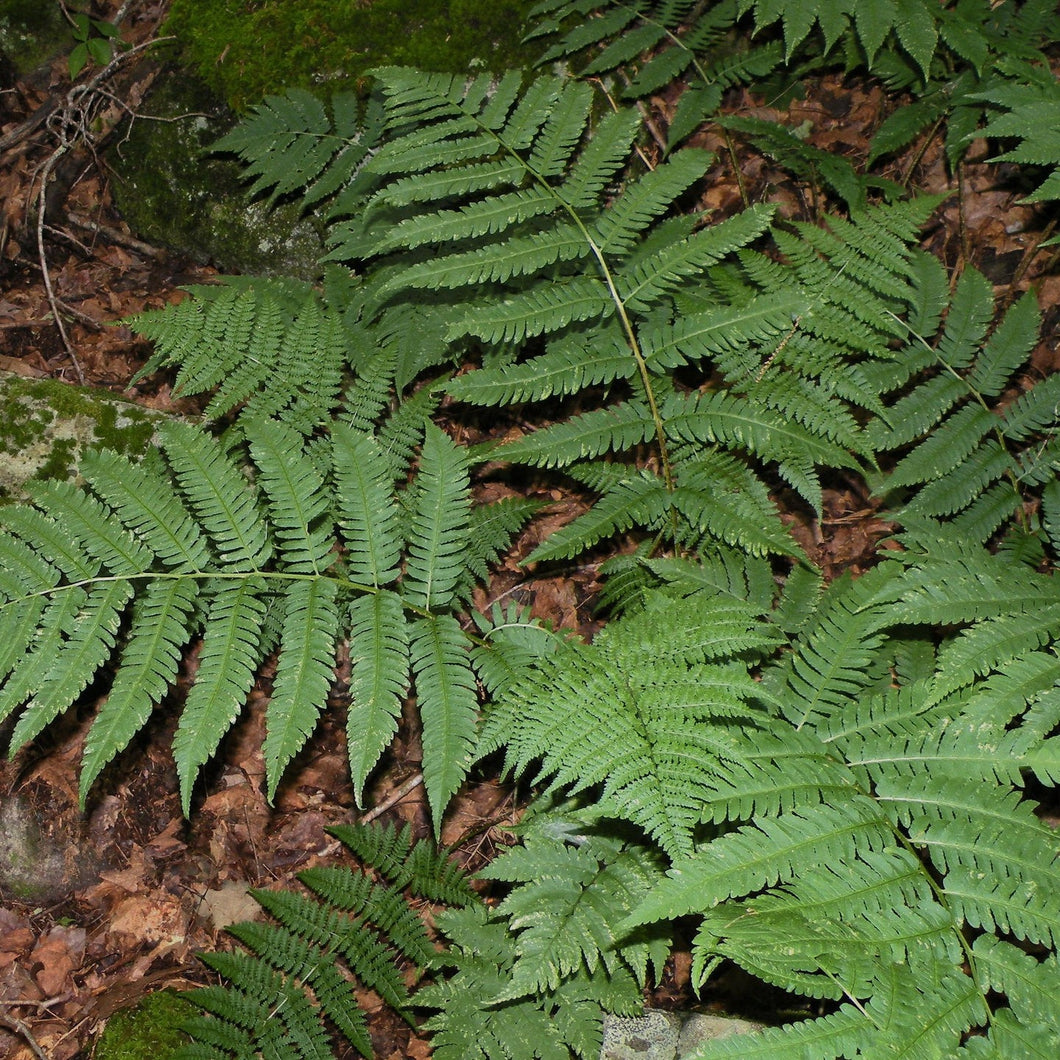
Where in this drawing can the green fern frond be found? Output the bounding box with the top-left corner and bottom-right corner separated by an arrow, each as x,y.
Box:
79,578 -> 199,802
128,281 -> 350,426
80,449 -> 210,572
262,579 -> 340,800
524,471 -> 669,565
244,418 -> 335,575
402,424 -> 471,610
490,401 -> 655,469
178,821 -> 482,1059
250,885 -> 413,1009
417,903 -> 617,1060
481,590 -> 774,858
172,579 -> 270,814
212,88 -> 373,208
447,339 -> 635,407
8,579 -> 131,749
409,614 -> 480,837
328,820 -> 478,907
224,918 -> 373,1055
332,424 -> 403,587
161,423 -> 272,571
482,829 -> 666,1001
626,796 -> 894,927
194,947 -> 336,1059
345,590 -> 409,807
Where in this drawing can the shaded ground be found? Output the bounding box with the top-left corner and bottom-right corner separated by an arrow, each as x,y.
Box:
1,3 -> 1059,1058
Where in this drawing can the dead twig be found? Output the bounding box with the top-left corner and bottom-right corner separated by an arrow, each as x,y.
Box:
30,34 -> 167,383
359,772 -> 425,824
0,1011 -> 49,1060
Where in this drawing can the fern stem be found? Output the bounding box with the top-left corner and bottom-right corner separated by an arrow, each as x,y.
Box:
460,100 -> 681,519
884,309 -> 1030,531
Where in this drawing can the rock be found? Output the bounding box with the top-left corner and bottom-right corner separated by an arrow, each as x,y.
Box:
0,1 -> 68,77
0,369 -> 178,502
110,74 -> 325,279
602,1011 -> 682,1060
677,1013 -> 767,1052
601,1010 -> 767,1059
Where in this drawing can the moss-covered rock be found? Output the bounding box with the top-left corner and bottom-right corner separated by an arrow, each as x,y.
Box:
111,74 -> 323,277
109,0 -> 542,275
164,0 -> 541,111
0,370 -> 179,503
0,0 -> 68,76
94,991 -> 193,1060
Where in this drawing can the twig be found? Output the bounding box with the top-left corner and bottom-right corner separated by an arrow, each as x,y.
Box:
0,1012 -> 49,1060
30,34 -> 169,383
35,141 -> 84,382
359,773 -> 425,824
64,210 -> 165,257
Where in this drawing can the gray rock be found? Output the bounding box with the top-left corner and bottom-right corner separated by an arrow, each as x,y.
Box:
110,74 -> 324,279
602,1011 -> 682,1060
602,1010 -> 767,1060
0,369 -> 178,502
677,1013 -> 767,1053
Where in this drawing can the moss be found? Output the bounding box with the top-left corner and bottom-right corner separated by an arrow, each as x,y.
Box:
111,74 -> 323,276
0,0 -> 68,75
94,991 -> 193,1060
0,372 -> 175,502
163,0 -> 541,111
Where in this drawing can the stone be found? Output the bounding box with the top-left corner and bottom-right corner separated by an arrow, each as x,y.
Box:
0,369 -> 178,502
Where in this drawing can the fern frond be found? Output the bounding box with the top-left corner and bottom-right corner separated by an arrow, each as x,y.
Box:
481,591 -> 773,858
877,775 -> 1060,946
328,820 -> 477,907
262,579 -> 340,800
402,424 -> 471,610
490,400 -> 654,469
129,282 -> 350,427
212,89 -> 371,208
417,904 -> 613,1060
8,579 -> 131,749
346,590 -> 410,807
250,885 -> 412,1010
332,425 -> 403,587
626,797 -> 893,927
188,949 -> 334,1060
80,449 -> 209,572
161,423 -> 272,572
245,418 -> 335,574
523,471 -> 670,565
448,338 -> 635,407
28,479 -> 153,575
79,578 -> 199,802
409,614 -> 479,836
669,450 -> 803,558
691,847 -> 953,999
482,831 -> 665,1000
172,579 -> 270,814
225,918 -> 372,1056
295,866 -> 436,967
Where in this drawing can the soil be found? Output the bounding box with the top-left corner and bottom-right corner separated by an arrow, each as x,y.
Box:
1,3 -> 1059,1059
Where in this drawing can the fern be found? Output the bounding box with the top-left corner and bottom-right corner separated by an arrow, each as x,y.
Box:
484,567 -> 1060,1055
869,259 -> 1059,549
0,415 -> 538,826
175,821 -> 473,1060
9,12 -> 1060,1057
128,279 -> 349,428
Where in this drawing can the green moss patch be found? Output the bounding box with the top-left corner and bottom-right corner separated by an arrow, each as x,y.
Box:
164,0 -> 541,110
94,991 -> 193,1060
0,371 -> 176,503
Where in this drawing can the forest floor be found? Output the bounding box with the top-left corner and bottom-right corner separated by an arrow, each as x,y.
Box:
1,3 -> 1060,1058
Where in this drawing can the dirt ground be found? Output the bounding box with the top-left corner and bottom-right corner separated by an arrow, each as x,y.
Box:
1,3 -> 1059,1058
